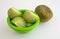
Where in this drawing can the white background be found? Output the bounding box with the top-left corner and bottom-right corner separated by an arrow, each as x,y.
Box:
0,0 -> 60,39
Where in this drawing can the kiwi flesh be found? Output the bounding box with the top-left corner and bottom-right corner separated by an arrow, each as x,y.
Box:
11,17 -> 26,28
22,10 -> 39,23
8,7 -> 22,18
26,23 -> 32,27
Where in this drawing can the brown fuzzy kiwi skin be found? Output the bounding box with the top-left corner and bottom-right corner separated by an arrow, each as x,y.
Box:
35,5 -> 53,22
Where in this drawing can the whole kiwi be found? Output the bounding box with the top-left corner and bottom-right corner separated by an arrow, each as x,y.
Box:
35,5 -> 53,22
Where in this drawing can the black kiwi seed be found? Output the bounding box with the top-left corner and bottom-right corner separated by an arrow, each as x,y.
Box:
35,5 -> 53,22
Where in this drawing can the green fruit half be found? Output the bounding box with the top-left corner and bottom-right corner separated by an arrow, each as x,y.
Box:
11,17 -> 26,28
26,23 -> 32,27
22,10 -> 39,23
8,7 -> 22,18
35,5 -> 53,22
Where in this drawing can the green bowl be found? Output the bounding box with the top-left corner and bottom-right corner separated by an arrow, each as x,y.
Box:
7,9 -> 40,33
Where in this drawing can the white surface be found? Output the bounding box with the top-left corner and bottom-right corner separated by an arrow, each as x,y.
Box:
0,0 -> 60,39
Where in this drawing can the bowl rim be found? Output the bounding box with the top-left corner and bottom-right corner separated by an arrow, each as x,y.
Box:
7,9 -> 40,31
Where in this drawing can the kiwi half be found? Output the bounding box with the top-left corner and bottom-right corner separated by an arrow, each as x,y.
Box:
35,5 -> 53,22
11,17 -> 26,28
22,10 -> 39,23
8,7 -> 22,18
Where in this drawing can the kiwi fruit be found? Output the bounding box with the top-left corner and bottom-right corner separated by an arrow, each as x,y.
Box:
11,17 -> 26,28
35,5 -> 53,22
8,7 -> 22,18
22,10 -> 39,23
26,23 -> 32,27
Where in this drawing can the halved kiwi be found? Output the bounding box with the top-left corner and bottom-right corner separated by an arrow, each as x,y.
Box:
11,17 -> 26,28
8,7 -> 22,18
22,10 -> 39,23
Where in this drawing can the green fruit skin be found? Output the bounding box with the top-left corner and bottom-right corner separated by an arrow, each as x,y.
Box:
35,5 -> 53,22
8,7 -> 22,18
11,17 -> 26,28
22,10 -> 39,23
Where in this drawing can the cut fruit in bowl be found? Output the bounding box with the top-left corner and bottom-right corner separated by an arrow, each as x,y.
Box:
7,9 -> 40,33
8,7 -> 22,19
